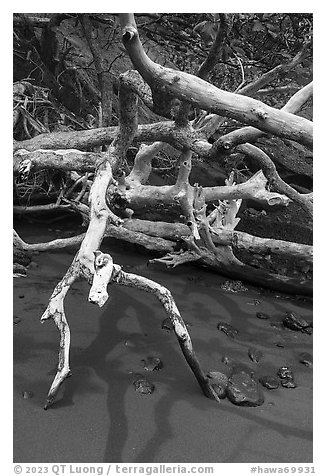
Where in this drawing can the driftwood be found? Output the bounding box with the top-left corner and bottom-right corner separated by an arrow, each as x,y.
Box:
14,14 -> 313,292
30,73 -> 216,409
41,249 -> 220,409
14,13 -> 313,408
120,14 -> 312,149
38,79 -> 138,408
90,252 -> 219,401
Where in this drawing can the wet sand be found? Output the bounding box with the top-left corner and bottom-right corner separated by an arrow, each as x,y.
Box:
13,224 -> 313,463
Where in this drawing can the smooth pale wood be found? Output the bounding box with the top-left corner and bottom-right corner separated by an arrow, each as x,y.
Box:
235,143 -> 313,217
13,225 -> 175,254
120,170 -> 290,208
38,81 -> 138,409
211,82 -> 313,151
91,255 -> 219,401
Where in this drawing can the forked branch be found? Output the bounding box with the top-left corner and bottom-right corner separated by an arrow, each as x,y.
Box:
90,251 -> 220,401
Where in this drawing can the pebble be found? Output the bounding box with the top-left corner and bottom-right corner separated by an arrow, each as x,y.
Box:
132,374 -> 155,395
274,341 -> 285,348
277,366 -> 297,388
22,391 -> 33,399
281,378 -> 297,388
248,347 -> 263,363
282,311 -> 311,333
217,322 -> 239,338
256,312 -> 271,320
226,371 -> 264,407
259,376 -> 280,390
277,366 -> 294,380
142,356 -> 163,371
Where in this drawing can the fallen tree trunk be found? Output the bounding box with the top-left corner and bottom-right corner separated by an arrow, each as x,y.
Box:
123,219 -> 312,264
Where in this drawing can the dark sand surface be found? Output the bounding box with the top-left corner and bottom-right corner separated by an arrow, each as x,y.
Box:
13,224 -> 313,463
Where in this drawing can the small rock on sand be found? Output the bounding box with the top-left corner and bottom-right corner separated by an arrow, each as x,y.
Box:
132,374 -> 155,395
142,356 -> 163,371
217,322 -> 239,338
226,371 -> 264,406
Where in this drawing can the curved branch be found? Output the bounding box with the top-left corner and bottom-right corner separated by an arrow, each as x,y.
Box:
38,76 -> 138,408
211,81 -> 313,152
119,14 -> 312,149
84,250 -> 219,400
235,143 -> 313,216
126,141 -> 166,185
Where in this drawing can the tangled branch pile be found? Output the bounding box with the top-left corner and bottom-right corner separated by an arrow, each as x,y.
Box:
13,13 -> 313,296
13,12 -> 313,408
